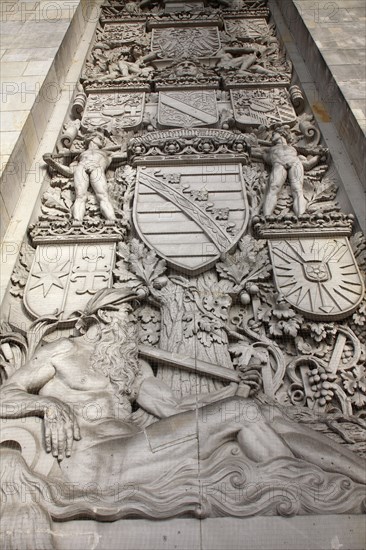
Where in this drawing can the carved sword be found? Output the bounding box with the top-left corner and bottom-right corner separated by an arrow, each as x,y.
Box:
139,344 -> 240,383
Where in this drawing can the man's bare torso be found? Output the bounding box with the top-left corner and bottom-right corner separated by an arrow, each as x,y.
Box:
38,339 -> 120,425
78,148 -> 111,170
268,143 -> 299,167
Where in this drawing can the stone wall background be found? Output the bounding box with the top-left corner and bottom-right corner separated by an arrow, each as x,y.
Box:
275,0 -> 366,185
0,3 -> 366,549
0,0 -> 92,239
0,0 -> 103,300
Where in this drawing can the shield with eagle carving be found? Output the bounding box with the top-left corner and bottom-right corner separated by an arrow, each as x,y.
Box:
133,164 -> 249,274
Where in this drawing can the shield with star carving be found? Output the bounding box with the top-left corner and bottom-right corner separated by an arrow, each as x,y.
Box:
133,163 -> 249,274
24,242 -> 116,320
269,237 -> 365,320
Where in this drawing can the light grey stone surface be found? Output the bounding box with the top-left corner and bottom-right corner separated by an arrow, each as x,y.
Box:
275,0 -> 366,185
0,0 -> 85,240
1,2 -> 366,549
53,516 -> 366,550
0,1 -> 104,301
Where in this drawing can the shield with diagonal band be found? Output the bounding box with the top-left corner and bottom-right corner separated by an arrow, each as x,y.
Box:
158,91 -> 218,128
133,164 -> 249,274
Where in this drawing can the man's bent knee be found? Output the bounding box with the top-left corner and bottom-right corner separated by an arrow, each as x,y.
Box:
200,397 -> 263,426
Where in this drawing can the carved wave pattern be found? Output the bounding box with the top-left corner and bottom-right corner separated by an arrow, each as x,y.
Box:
10,443 -> 365,521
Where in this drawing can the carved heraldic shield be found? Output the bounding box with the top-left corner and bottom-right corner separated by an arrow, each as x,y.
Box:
24,243 -> 115,320
82,92 -> 145,132
133,164 -> 249,273
158,91 -> 218,128
269,237 -> 364,320
151,27 -> 221,59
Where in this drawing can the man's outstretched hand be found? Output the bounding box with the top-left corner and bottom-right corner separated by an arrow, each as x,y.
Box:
44,400 -> 81,461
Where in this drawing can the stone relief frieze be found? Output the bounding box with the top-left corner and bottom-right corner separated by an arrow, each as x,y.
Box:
217,45 -> 292,88
1,2 -> 366,547
1,241 -> 366,541
82,43 -> 155,92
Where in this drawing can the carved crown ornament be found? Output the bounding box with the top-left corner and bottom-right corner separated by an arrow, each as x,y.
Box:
253,212 -> 355,239
29,219 -> 126,245
128,128 -> 250,164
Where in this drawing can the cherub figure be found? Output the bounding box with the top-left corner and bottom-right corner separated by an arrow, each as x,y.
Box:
117,45 -> 156,80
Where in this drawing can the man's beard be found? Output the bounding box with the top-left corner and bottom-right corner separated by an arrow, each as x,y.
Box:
89,308 -> 142,406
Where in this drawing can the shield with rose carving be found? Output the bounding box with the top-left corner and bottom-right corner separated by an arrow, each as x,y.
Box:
269,237 -> 364,320
133,163 -> 249,274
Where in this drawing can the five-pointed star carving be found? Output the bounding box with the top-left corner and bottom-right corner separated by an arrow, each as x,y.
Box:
29,259 -> 69,297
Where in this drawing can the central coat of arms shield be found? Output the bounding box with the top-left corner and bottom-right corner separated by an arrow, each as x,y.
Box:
133,163 -> 249,274
158,91 -> 219,128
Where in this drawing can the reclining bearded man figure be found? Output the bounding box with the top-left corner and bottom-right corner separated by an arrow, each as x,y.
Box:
0,287 -> 365,517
